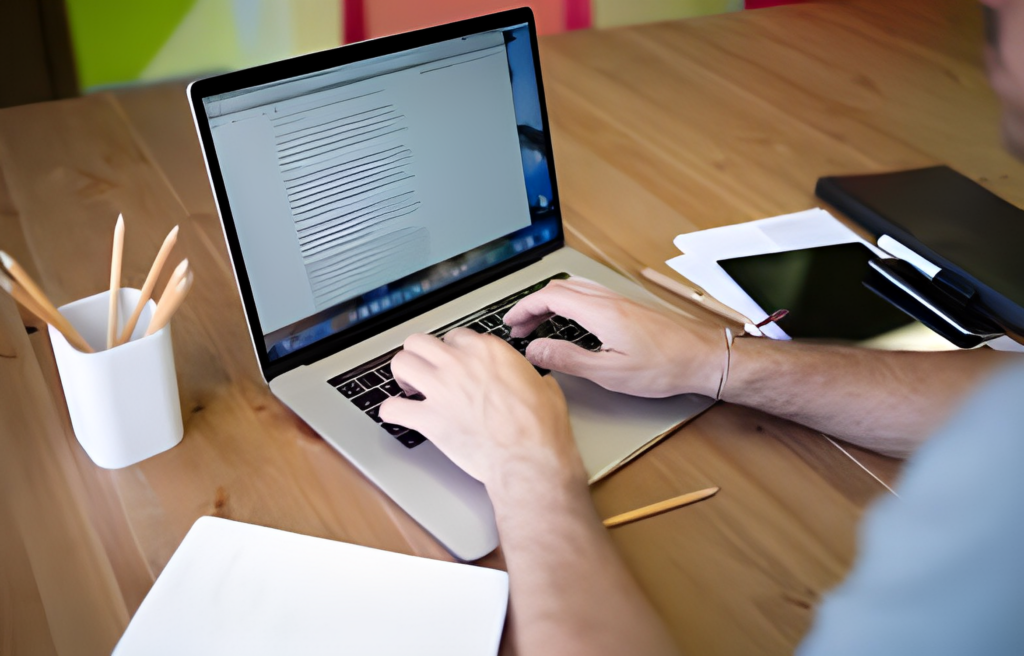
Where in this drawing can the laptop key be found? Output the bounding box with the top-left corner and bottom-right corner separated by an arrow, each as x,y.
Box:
366,406 -> 383,423
559,324 -> 582,341
467,321 -> 488,334
529,320 -> 558,340
380,379 -> 402,396
352,388 -> 388,411
357,371 -> 384,389
377,363 -> 393,380
335,380 -> 365,398
478,314 -> 502,329
491,324 -> 511,340
381,422 -> 408,437
327,372 -> 352,387
399,431 -> 427,448
576,333 -> 603,351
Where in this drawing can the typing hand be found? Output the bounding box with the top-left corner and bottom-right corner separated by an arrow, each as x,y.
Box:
378,330 -> 586,492
503,277 -> 723,398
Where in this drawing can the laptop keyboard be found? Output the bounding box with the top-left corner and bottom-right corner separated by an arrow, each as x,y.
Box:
326,272 -> 603,448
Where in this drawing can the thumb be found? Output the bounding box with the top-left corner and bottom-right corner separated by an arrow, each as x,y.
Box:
526,338 -> 604,377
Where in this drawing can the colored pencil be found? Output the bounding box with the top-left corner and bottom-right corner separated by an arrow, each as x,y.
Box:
640,268 -> 756,329
603,486 -> 719,528
145,267 -> 192,336
0,250 -> 93,352
118,225 -> 178,345
107,214 -> 125,349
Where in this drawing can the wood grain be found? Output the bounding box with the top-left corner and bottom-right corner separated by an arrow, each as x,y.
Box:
0,0 -> 1014,653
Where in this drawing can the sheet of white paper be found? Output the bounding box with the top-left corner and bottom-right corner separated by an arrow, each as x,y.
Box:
114,517 -> 509,656
668,208 -> 884,340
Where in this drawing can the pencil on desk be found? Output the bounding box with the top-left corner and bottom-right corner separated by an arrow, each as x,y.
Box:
0,250 -> 94,353
640,268 -> 753,327
107,214 -> 125,350
118,225 -> 178,345
602,486 -> 719,528
145,266 -> 193,336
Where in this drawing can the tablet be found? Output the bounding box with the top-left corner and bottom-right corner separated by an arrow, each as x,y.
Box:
718,243 -> 914,341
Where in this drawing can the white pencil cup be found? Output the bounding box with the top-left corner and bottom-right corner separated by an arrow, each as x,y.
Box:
49,288 -> 184,469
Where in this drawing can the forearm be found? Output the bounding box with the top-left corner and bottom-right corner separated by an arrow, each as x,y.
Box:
490,469 -> 679,656
722,338 -> 1009,457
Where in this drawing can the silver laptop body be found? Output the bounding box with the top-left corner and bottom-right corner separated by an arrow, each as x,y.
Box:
188,9 -> 711,561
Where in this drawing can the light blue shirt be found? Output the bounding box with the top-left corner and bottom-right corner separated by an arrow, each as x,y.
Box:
799,364 -> 1024,655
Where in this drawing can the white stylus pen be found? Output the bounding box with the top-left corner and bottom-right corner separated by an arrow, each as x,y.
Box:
877,235 -> 941,278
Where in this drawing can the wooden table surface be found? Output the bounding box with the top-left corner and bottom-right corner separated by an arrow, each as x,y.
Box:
2,1 -> 1020,654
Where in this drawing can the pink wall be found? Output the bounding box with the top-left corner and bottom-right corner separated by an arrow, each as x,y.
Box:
343,0 -> 801,45
345,0 -> 591,43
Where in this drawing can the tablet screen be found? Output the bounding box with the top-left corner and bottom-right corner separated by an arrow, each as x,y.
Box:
718,243 -> 914,341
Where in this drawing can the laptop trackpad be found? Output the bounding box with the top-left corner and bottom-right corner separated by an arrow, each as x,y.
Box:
553,372 -> 715,483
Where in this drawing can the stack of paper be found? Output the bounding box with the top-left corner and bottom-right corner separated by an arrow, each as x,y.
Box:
667,208 -> 881,340
666,208 -> 967,351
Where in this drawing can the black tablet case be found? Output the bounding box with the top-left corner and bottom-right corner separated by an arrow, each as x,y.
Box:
816,165 -> 1024,334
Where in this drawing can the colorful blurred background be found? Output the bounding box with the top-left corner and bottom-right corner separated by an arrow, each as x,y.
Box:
64,0 -> 800,91
0,0 -> 802,108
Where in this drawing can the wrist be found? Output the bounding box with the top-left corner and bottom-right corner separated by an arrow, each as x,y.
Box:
679,325 -> 736,399
487,453 -> 590,516
719,334 -> 771,403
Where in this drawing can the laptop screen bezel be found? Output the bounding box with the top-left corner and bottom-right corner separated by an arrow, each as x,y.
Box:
188,8 -> 563,382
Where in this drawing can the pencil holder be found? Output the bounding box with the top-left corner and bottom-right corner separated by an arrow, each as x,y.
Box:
49,288 -> 184,469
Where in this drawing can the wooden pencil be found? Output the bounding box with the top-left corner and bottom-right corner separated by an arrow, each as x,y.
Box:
156,259 -> 188,305
0,270 -> 93,352
640,267 -> 754,327
0,269 -> 51,324
0,250 -> 94,352
118,225 -> 178,345
145,267 -> 193,336
107,214 -> 125,350
602,486 -> 719,528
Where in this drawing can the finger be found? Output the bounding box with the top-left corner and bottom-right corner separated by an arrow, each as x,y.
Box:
389,349 -> 436,396
525,337 -> 606,378
379,396 -> 433,433
442,326 -> 487,350
506,311 -> 552,339
561,276 -> 616,296
402,332 -> 455,367
503,284 -> 604,337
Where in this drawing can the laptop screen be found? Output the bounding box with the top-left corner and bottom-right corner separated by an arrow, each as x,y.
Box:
195,19 -> 558,365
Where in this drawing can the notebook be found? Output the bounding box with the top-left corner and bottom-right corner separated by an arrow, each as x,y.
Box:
113,517 -> 509,656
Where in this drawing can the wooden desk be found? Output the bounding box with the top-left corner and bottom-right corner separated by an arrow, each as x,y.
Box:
1,1 -> 1018,653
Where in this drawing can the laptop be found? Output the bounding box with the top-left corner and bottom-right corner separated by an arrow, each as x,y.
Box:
188,8 -> 712,561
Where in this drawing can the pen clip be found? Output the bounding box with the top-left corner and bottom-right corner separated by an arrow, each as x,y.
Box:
755,308 -> 789,329
932,269 -> 976,306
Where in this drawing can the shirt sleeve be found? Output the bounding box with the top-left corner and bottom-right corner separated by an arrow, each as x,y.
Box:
797,363 -> 1024,656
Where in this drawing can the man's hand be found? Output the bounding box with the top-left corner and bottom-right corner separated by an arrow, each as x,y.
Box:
378,329 -> 587,494
378,326 -> 681,656
504,277 -> 724,398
